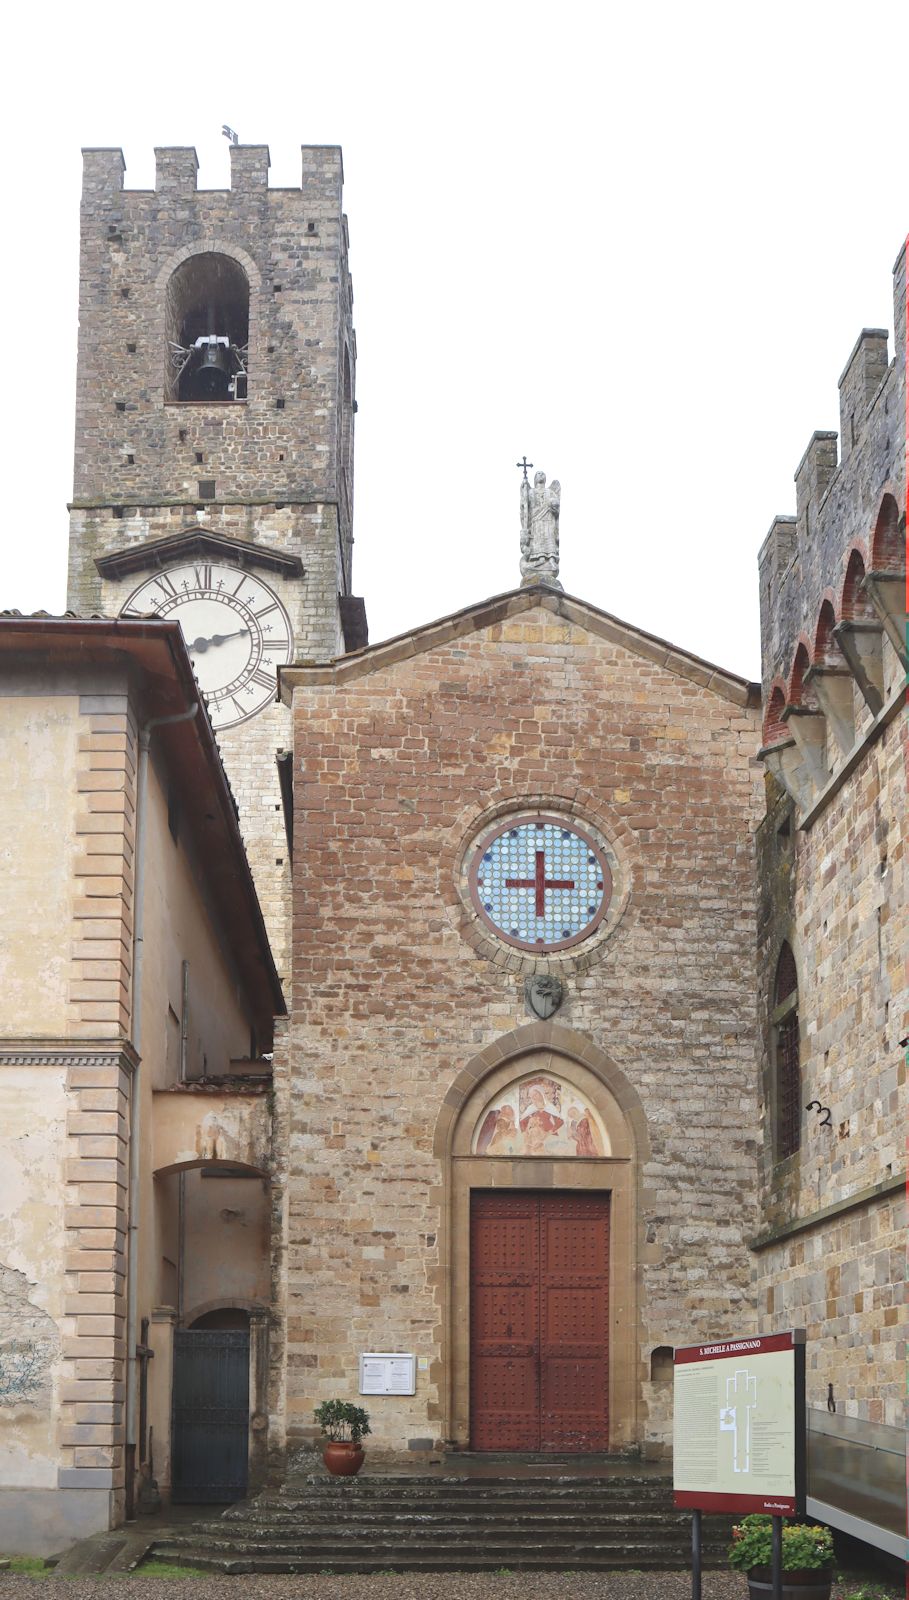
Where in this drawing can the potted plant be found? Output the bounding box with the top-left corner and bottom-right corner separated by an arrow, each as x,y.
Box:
313,1400 -> 372,1477
729,1514 -> 835,1599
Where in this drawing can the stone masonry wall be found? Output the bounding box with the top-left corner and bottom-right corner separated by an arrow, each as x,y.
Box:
754,714 -> 906,1425
754,235 -> 907,1429
69,145 -> 354,567
277,596 -> 765,1456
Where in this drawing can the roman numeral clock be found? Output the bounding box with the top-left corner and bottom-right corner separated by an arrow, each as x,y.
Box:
123,562 -> 293,729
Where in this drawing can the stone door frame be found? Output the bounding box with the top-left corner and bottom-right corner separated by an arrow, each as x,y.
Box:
433,1023 -> 650,1453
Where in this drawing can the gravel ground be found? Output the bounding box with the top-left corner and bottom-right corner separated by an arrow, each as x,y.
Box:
0,1572 -> 902,1599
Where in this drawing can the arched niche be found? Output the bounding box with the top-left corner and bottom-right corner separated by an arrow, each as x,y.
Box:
435,1025 -> 648,1454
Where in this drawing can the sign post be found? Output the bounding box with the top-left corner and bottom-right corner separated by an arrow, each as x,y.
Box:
673,1330 -> 806,1600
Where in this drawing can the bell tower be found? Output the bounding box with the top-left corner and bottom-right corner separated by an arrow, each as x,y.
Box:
67,143 -> 366,981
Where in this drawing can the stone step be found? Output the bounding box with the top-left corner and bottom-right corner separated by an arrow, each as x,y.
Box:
149,1546 -> 728,1575
274,1488 -> 673,1502
232,1494 -> 681,1518
158,1523 -> 729,1552
275,1479 -> 672,1491
213,1511 -> 700,1532
150,1471 -> 731,1574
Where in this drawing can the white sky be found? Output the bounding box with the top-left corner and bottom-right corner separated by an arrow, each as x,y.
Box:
2,0 -> 906,681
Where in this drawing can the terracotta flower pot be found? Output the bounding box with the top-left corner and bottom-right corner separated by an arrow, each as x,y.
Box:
746,1568 -> 833,1600
322,1440 -> 365,1477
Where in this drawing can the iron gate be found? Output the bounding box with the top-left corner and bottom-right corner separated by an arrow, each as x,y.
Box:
171,1329 -> 250,1502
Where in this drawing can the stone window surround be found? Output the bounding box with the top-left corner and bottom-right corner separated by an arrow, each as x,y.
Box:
444,787 -> 638,978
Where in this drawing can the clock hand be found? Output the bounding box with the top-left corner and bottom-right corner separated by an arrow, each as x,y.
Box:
186,627 -> 249,653
209,628 -> 250,647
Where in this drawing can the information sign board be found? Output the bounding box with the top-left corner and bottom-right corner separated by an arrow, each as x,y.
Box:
673,1330 -> 805,1514
359,1352 -> 416,1396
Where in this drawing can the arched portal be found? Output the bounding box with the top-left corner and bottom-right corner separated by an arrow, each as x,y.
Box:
434,1025 -> 649,1453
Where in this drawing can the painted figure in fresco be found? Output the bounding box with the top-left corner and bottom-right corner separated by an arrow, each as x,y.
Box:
476,1104 -> 522,1155
520,1089 -> 565,1154
567,1103 -> 604,1157
488,1106 -> 522,1155
475,1079 -> 607,1157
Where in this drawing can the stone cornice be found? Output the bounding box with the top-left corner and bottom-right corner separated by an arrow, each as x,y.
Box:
0,1039 -> 139,1070
280,586 -> 760,709
94,527 -> 305,580
749,1170 -> 904,1250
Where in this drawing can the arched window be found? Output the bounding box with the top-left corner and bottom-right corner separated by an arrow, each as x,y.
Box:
772,943 -> 800,1161
165,253 -> 250,402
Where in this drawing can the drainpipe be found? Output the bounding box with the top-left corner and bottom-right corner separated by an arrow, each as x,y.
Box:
125,702 -> 198,1517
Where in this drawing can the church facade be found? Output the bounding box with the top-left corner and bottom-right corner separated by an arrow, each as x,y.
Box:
274,585 -> 764,1458
0,142 -> 904,1555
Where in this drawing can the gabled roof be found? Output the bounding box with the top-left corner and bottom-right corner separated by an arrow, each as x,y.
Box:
95,525 -> 304,580
280,583 -> 761,709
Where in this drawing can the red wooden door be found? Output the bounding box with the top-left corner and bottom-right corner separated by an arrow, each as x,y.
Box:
470,1191 -> 609,1452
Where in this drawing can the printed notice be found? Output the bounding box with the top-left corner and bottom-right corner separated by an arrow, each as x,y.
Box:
359,1352 -> 416,1395
673,1332 -> 803,1514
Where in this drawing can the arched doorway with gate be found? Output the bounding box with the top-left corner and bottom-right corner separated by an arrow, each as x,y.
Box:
434,1024 -> 650,1455
170,1306 -> 261,1504
150,1138 -> 271,1505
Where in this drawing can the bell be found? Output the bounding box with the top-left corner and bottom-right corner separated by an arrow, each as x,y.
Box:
186,341 -> 231,401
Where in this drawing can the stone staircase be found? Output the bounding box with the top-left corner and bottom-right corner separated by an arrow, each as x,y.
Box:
150,1471 -> 734,1573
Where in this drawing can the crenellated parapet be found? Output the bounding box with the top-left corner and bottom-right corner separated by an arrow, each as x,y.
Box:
756,240 -> 906,821
80,143 -> 343,201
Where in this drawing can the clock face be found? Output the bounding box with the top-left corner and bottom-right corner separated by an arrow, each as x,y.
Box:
467,815 -> 612,953
122,562 -> 293,730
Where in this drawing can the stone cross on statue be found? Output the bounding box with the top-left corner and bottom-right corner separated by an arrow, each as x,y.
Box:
519,467 -> 562,589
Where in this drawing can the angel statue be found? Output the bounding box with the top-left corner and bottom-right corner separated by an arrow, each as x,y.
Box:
520,469 -> 562,588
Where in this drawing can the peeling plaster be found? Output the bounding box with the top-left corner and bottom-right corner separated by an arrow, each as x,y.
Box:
0,1264 -> 58,1409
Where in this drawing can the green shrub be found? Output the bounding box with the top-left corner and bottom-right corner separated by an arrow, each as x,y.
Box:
313,1399 -> 372,1444
728,1514 -> 834,1572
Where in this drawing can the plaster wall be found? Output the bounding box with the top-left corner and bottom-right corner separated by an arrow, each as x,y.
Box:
0,1068 -> 67,1491
136,753 -> 268,1450
182,1171 -> 271,1319
0,693 -> 81,1035
0,660 -> 272,1549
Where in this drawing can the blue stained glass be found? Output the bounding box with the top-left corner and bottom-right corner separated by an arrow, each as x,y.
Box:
473,819 -> 606,950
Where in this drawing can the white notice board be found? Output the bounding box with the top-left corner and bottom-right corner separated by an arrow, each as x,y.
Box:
673,1330 -> 805,1515
359,1352 -> 416,1396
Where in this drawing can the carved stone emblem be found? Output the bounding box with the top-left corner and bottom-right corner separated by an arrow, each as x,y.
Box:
525,974 -> 564,1020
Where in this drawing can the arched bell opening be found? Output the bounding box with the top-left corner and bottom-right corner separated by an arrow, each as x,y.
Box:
165,253 -> 250,402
